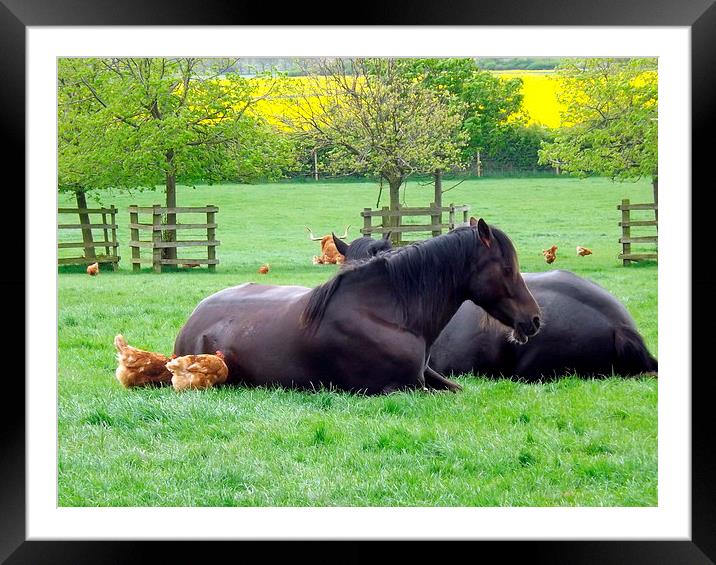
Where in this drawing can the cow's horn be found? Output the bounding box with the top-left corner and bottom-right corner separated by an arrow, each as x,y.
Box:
336,225 -> 351,240
305,226 -> 322,241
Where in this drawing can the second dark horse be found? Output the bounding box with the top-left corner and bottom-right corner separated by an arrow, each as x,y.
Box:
332,231 -> 393,262
430,270 -> 657,380
174,218 -> 541,394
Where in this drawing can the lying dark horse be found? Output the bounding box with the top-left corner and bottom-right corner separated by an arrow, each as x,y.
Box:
332,231 -> 393,262
430,269 -> 657,380
174,218 -> 541,394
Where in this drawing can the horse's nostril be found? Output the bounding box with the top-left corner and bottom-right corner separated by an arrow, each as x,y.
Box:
533,317 -> 541,330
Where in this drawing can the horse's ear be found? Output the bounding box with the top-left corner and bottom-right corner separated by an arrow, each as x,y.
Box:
477,218 -> 492,248
383,230 -> 392,240
469,216 -> 478,227
332,233 -> 349,256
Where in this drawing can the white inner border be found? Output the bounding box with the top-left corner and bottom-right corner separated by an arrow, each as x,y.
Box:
27,26 -> 691,540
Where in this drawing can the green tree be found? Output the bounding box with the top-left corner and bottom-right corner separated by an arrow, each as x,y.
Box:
58,57 -> 294,260
396,58 -> 525,171
284,58 -> 467,242
538,58 -> 658,209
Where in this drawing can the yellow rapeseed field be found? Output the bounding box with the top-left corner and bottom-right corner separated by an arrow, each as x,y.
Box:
243,72 -> 565,130
492,70 -> 564,128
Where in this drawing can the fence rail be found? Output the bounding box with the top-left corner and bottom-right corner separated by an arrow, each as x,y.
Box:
57,206 -> 120,269
128,204 -> 220,273
360,203 -> 470,243
617,199 -> 658,265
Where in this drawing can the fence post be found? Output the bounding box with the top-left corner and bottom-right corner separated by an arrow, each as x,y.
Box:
448,203 -> 456,231
75,191 -> 97,261
430,202 -> 441,238
129,204 -> 142,273
110,206 -> 118,271
382,206 -> 390,241
363,208 -> 371,237
463,208 -> 469,226
621,199 -> 631,266
101,210 -> 110,258
207,205 -> 216,273
152,204 -> 163,274
130,205 -> 140,273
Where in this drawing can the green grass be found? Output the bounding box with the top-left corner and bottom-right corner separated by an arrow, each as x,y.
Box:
58,176 -> 657,506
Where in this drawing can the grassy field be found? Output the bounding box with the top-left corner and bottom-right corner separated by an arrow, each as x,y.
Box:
58,176 -> 658,506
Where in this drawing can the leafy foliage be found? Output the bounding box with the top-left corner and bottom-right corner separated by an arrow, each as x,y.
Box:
395,58 -> 526,163
538,58 -> 658,182
481,124 -> 555,172
281,58 -> 467,191
58,58 -> 295,197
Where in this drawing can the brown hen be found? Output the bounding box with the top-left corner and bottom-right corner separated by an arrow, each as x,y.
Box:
114,335 -> 173,388
166,351 -> 229,391
542,245 -> 558,264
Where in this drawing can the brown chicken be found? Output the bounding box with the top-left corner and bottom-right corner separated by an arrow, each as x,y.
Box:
114,335 -> 173,388
166,351 -> 229,391
542,245 -> 558,264
576,246 -> 593,257
258,264 -> 270,274
87,262 -> 99,276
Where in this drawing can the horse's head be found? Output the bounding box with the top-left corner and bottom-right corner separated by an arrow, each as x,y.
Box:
465,217 -> 541,344
367,234 -> 392,257
333,233 -> 393,262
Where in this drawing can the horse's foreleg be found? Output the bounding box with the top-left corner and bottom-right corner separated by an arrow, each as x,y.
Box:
424,365 -> 462,392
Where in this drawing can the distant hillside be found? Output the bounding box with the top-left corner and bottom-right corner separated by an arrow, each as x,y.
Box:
231,57 -> 564,76
474,57 -> 562,70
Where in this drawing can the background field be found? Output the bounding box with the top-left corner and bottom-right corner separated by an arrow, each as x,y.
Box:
251,70 -> 564,130
58,176 -> 657,506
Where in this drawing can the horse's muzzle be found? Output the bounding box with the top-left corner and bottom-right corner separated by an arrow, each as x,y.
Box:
519,317 -> 541,338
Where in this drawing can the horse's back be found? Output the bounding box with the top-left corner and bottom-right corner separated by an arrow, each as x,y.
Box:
174,283 -> 313,384
195,282 -> 311,307
516,271 -> 654,377
525,270 -> 635,326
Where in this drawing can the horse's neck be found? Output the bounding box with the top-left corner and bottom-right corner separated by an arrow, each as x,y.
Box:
421,281 -> 466,347
402,244 -> 471,346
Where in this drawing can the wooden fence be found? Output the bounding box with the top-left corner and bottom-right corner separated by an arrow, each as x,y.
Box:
128,205 -> 220,273
618,199 -> 658,265
360,203 -> 470,243
58,206 -> 120,269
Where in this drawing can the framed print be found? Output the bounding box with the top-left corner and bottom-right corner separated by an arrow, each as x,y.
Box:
5,0 -> 716,562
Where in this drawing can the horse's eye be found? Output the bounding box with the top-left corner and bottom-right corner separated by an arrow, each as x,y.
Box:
503,266 -> 514,278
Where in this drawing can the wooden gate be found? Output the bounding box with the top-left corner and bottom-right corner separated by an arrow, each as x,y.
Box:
128,205 -> 220,273
360,203 -> 470,243
58,206 -> 119,269
618,199 -> 658,265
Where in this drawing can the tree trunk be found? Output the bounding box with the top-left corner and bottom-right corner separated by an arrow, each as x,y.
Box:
652,177 -> 658,225
433,169 -> 443,237
164,150 -> 178,263
388,177 -> 403,245
75,191 -> 96,261
469,151 -> 483,177
434,169 -> 443,209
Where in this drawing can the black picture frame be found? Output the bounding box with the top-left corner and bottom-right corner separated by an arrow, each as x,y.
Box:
5,1 -> 715,562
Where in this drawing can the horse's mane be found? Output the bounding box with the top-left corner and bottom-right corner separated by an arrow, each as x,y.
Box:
301,226 -> 513,335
